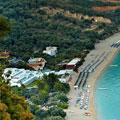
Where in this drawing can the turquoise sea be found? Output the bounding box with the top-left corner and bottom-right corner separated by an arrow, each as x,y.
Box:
95,50 -> 120,120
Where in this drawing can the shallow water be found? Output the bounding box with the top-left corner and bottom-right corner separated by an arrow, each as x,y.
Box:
95,50 -> 120,120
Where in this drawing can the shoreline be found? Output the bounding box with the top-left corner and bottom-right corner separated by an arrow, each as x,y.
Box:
66,32 -> 120,120
91,47 -> 119,120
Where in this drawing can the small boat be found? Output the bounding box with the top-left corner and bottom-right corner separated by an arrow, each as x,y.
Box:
110,65 -> 118,67
97,88 -> 108,90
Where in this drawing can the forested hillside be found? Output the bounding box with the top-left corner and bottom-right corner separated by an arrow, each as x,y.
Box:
1,0 -> 120,120
0,0 -> 120,67
0,16 -> 34,120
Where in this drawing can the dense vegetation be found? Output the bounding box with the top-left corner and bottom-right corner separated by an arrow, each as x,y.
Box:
1,0 -> 120,120
0,66 -> 34,120
0,15 -> 34,120
12,73 -> 70,120
0,0 -> 120,69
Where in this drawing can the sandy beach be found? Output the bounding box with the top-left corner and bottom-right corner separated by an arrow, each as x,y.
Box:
65,32 -> 120,120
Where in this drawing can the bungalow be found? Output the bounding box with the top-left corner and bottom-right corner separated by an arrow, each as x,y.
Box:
28,58 -> 46,71
43,46 -> 57,56
66,58 -> 81,70
0,52 -> 9,59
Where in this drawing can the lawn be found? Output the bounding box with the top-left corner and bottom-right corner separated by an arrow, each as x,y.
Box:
26,80 -> 39,88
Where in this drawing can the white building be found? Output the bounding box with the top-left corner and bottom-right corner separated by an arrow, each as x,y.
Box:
67,58 -> 81,66
3,68 -> 43,87
3,68 -> 73,87
43,46 -> 57,56
66,58 -> 81,70
55,70 -> 73,83
55,70 -> 73,76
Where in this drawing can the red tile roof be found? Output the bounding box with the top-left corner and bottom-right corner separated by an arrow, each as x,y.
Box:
66,65 -> 75,70
0,52 -> 9,55
28,64 -> 43,67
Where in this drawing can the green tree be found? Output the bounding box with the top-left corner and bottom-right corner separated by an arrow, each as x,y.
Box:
43,74 -> 59,89
57,103 -> 68,109
49,107 -> 66,118
0,101 -> 11,120
35,109 -> 49,120
58,94 -> 68,103
0,68 -> 34,120
0,16 -> 33,120
44,116 -> 64,120
37,80 -> 50,92
54,82 -> 64,92
30,105 -> 39,115
39,90 -> 49,101
62,83 -> 70,93
30,95 -> 43,105
0,16 -> 11,37
7,62 -> 33,70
